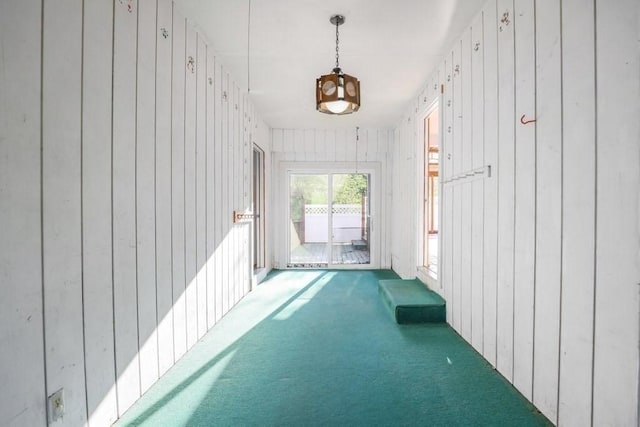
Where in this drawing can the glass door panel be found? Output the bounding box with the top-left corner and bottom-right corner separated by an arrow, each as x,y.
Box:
288,174 -> 329,267
331,173 -> 370,265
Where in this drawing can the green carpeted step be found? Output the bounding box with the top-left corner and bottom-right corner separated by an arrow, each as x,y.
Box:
378,279 -> 446,324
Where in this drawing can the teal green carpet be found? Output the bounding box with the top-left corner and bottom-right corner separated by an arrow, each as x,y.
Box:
115,270 -> 551,426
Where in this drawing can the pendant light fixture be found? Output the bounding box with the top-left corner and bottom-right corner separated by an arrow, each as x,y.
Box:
316,14 -> 360,115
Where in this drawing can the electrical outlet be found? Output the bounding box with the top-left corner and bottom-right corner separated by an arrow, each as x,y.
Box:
48,388 -> 64,423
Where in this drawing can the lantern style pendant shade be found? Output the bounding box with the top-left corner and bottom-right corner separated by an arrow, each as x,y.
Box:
316,15 -> 361,115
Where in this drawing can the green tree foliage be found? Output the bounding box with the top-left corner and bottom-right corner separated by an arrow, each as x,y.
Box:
289,174 -> 368,221
290,175 -> 328,221
334,174 -> 368,204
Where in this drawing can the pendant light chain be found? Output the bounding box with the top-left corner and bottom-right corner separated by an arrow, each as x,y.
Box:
335,20 -> 340,70
355,126 -> 359,173
247,0 -> 251,92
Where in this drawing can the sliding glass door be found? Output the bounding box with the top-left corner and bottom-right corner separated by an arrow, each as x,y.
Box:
288,173 -> 370,268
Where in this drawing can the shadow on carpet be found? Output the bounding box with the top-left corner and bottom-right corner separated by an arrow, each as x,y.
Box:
115,270 -> 551,427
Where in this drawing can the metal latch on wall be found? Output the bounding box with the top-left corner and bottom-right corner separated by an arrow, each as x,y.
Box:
233,210 -> 254,223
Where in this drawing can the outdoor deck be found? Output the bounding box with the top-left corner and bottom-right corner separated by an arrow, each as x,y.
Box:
289,242 -> 370,267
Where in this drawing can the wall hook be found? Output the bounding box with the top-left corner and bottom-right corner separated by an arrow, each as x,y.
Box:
520,114 -> 536,125
187,56 -> 195,73
161,28 -> 169,39
454,64 -> 460,74
119,0 -> 134,13
474,42 -> 480,51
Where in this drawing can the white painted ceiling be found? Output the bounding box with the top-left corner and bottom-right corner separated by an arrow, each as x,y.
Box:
174,0 -> 486,129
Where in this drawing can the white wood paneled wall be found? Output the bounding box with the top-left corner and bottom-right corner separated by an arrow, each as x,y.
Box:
270,129 -> 393,270
392,0 -> 640,425
0,2 -> 46,427
0,0 -> 269,425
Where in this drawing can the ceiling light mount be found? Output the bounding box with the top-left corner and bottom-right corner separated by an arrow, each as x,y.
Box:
329,14 -> 345,27
316,14 -> 360,115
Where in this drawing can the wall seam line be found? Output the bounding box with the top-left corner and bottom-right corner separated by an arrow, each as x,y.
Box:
110,0 -> 119,415
531,0 -> 538,404
153,0 -> 160,379
80,0 -> 90,422
182,17 -> 188,352
40,0 -> 50,422
589,0 -> 598,425
510,0 -> 517,384
494,0 -> 500,369
555,0 -> 564,423
134,0 -> 142,394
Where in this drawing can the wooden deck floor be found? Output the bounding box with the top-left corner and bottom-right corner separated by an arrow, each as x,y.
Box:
289,242 -> 370,267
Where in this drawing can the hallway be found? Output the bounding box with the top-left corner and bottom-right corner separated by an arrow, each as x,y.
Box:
116,270 -> 549,426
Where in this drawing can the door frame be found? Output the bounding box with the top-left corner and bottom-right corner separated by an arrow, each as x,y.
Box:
416,99 -> 443,290
279,161 -> 381,269
252,145 -> 266,271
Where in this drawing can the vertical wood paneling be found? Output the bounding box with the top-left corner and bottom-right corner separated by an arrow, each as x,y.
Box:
315,129 -> 326,161
390,126 -> 399,269
155,0 -> 175,378
236,85 -> 244,301
533,1 -> 562,420
364,129 -> 376,162
272,129 -> 283,152
304,129 -> 315,154
283,129 -> 294,154
452,41 -> 463,332
380,130 -> 391,269
495,0 -> 516,382
345,129 -> 357,163
228,83 -> 235,305
42,1 -> 86,421
482,0 -> 499,368
206,49 -> 217,330
293,129 -> 303,161
390,2 -> 638,426
195,35 -> 207,339
170,8 -> 187,361
184,26 -> 198,350
3,1 -> 269,424
82,0 -> 118,423
244,96 -> 252,294
244,97 -> 250,292
460,29 -> 473,341
0,2 -> 46,425
470,12 -> 485,353
112,0 -> 141,413
512,0 -> 536,400
325,130 -> 336,161
335,129 -> 347,162
229,83 -> 238,305
443,54 -> 455,325
235,84 -> 243,303
592,0 -> 640,424
221,69 -> 230,315
214,60 -> 224,322
558,0 -> 596,424
136,0 -> 159,394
